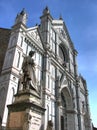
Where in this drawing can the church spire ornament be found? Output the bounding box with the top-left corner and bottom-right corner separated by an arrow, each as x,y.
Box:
15,8 -> 28,25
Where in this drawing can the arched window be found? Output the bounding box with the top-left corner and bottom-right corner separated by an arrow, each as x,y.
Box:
61,91 -> 66,108
10,36 -> 16,47
8,87 -> 15,104
16,51 -> 20,68
59,44 -> 68,65
59,46 -> 65,62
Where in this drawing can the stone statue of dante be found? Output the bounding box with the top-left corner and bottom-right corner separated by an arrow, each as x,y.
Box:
21,50 -> 37,91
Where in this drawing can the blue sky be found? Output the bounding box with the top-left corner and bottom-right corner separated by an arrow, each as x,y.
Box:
0,0 -> 97,127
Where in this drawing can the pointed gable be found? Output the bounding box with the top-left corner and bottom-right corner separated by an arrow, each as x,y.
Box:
27,26 -> 44,50
52,19 -> 74,50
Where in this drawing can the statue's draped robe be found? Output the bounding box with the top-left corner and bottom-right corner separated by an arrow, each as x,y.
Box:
22,56 -> 36,90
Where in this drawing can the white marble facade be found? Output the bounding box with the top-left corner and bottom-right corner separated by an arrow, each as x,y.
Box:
0,7 -> 92,130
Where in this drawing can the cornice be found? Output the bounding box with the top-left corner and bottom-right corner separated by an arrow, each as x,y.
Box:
25,33 -> 44,55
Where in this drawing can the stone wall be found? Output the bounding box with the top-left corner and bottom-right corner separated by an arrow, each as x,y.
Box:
0,28 -> 11,74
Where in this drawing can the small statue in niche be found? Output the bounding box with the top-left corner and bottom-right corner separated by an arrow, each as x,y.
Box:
46,120 -> 53,130
21,50 -> 38,92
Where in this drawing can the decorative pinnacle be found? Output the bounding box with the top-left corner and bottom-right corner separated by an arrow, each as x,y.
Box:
43,6 -> 50,15
20,8 -> 26,15
59,14 -> 63,20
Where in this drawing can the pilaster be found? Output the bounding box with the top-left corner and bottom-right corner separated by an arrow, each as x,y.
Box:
76,77 -> 82,130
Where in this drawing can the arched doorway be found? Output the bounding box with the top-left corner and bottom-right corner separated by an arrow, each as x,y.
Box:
56,75 -> 75,130
60,87 -> 74,130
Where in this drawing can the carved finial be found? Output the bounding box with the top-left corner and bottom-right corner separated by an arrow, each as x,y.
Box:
43,6 -> 50,15
15,8 -> 27,25
59,14 -> 63,20
20,8 -> 26,15
36,23 -> 38,26
45,6 -> 49,10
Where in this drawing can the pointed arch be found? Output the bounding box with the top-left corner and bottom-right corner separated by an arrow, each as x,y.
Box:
58,74 -> 75,130
61,87 -> 73,110
59,43 -> 69,64
59,74 -> 72,99
58,73 -> 73,110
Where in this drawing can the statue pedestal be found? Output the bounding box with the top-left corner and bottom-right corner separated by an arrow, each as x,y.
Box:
6,89 -> 45,130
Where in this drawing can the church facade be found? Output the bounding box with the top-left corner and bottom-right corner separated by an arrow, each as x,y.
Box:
0,7 -> 92,130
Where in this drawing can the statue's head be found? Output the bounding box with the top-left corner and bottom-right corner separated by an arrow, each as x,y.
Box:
29,50 -> 35,56
48,120 -> 53,127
